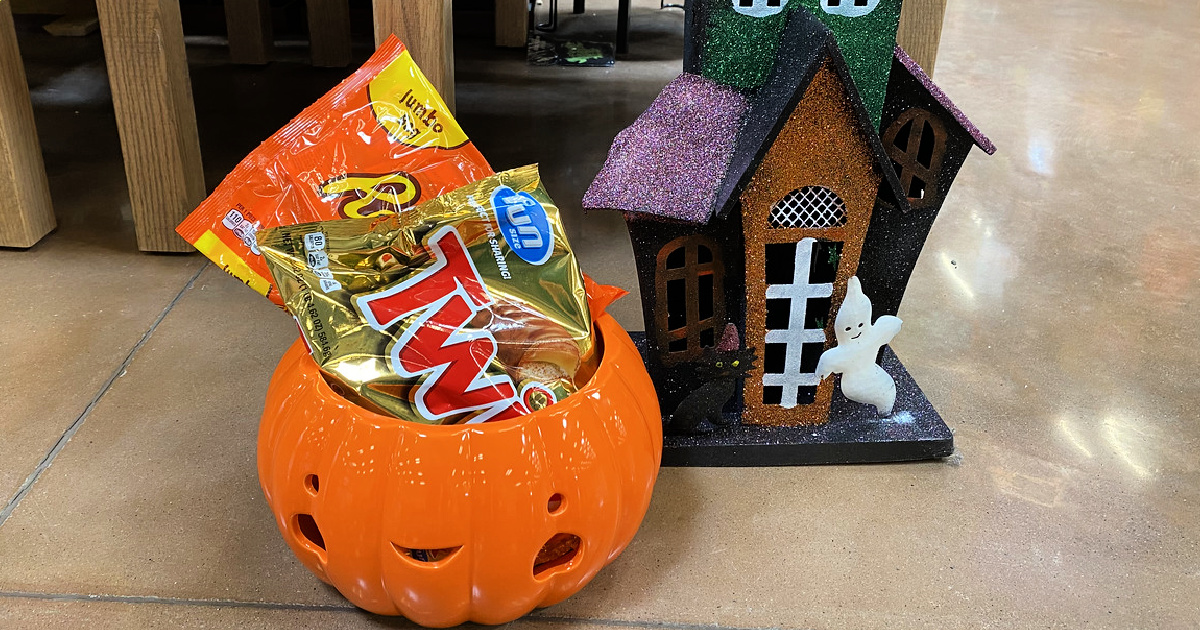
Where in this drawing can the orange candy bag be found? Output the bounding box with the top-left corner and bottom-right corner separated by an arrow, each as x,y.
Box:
176,35 -> 493,306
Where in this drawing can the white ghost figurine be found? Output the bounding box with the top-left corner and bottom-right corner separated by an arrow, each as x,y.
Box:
816,276 -> 902,416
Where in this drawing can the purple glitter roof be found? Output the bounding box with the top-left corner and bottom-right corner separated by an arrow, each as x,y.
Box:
582,73 -> 748,223
895,46 -> 996,155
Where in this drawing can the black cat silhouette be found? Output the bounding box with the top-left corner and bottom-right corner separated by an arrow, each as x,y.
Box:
667,347 -> 757,436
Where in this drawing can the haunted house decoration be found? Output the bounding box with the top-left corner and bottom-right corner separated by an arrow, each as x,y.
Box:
584,2 -> 993,465
587,6 -> 906,425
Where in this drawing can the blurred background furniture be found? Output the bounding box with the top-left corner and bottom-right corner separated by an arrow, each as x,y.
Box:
0,1 -> 56,249
0,0 -> 948,252
1,0 -> 458,252
496,0 -> 529,46
896,0 -> 948,74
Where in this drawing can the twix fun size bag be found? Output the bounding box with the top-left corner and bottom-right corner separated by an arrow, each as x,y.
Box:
177,35 -> 492,306
257,165 -> 596,425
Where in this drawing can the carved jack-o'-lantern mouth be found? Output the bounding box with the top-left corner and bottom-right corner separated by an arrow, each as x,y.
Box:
534,533 -> 583,577
292,513 -> 326,555
393,544 -> 464,566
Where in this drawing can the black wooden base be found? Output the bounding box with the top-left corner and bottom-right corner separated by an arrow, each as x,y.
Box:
631,333 -> 954,467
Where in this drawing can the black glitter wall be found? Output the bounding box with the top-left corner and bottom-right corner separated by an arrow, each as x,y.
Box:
857,55 -> 982,318
626,212 -> 746,415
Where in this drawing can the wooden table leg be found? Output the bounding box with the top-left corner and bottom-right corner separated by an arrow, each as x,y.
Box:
0,1 -> 56,248
897,0 -> 948,76
96,0 -> 205,252
495,0 -> 527,48
306,0 -> 351,67
224,0 -> 273,65
374,0 -> 455,114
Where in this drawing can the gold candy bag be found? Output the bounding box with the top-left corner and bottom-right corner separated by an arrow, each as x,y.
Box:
257,165 -> 595,425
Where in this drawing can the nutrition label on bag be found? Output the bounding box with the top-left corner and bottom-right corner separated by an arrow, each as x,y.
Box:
222,208 -> 261,255
303,232 -> 341,293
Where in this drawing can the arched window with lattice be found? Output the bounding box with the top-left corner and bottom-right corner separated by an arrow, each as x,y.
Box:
769,186 -> 848,229
882,108 -> 947,208
654,235 -> 725,363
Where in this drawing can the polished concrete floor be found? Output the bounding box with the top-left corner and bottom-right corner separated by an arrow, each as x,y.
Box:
2,0 -> 1198,628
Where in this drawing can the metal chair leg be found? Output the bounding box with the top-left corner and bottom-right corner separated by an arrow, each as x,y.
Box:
616,0 -> 628,53
536,0 -> 558,31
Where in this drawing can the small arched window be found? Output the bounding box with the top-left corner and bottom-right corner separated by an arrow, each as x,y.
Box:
769,186 -> 848,229
882,108 -> 947,208
821,0 -> 881,18
734,0 -> 788,17
655,235 -> 725,363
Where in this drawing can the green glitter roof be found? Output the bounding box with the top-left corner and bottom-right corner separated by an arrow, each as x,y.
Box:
700,5 -> 791,91
707,8 -> 907,220
687,1 -> 901,129
799,0 -> 903,130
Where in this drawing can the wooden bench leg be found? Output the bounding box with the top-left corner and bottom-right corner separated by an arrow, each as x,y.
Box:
897,0 -> 948,76
225,0 -> 274,65
0,2 -> 56,248
495,0 -> 527,49
374,0 -> 455,114
96,0 -> 205,253
306,0 -> 351,68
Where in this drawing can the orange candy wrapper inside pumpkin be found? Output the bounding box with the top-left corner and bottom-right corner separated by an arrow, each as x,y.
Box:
257,166 -> 599,426
176,35 -> 492,307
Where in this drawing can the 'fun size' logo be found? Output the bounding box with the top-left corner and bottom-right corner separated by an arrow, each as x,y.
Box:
491,186 -> 553,266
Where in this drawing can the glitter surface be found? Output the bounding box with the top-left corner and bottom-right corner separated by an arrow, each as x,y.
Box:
894,45 -> 997,154
582,73 -> 747,223
856,47 -> 997,320
709,8 -> 907,221
739,62 -> 885,426
629,336 -> 955,467
716,323 -> 740,351
700,4 -> 791,91
799,0 -> 903,130
857,191 -> 948,319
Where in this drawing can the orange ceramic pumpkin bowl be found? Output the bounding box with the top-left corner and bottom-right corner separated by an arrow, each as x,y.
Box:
257,309 -> 662,626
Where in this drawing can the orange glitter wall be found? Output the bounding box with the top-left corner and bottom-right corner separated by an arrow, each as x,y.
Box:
740,60 -> 884,426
